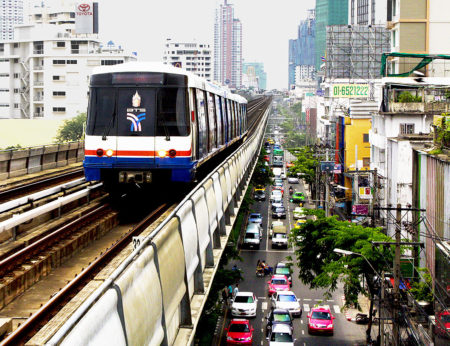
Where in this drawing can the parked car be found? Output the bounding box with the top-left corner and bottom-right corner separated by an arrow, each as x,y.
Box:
267,275 -> 290,296
435,309 -> 450,338
225,319 -> 254,345
274,262 -> 292,286
286,162 -> 295,168
265,308 -> 293,336
307,306 -> 335,335
266,323 -> 295,345
253,190 -> 266,201
290,192 -> 305,203
287,177 -> 299,184
248,212 -> 263,225
272,207 -> 286,219
271,291 -> 302,317
231,292 -> 258,318
293,207 -> 306,220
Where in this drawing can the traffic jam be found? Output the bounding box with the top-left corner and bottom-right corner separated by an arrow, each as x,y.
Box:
220,137 -> 364,345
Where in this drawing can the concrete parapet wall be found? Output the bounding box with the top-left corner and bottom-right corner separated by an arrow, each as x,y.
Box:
0,141 -> 84,181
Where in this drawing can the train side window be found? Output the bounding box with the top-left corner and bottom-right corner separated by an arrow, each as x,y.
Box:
191,88 -> 199,160
236,102 -> 241,135
196,89 -> 208,158
207,92 -> 217,150
214,94 -> 223,146
222,97 -> 228,143
226,100 -> 233,139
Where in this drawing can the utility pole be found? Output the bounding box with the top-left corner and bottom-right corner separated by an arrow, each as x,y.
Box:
393,203 -> 401,345
371,168 -> 378,227
380,271 -> 385,346
325,148 -> 330,217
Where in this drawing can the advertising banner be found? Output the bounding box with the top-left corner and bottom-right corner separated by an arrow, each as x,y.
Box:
331,84 -> 369,98
320,161 -> 335,172
352,204 -> 369,215
75,2 -> 97,34
359,187 -> 372,199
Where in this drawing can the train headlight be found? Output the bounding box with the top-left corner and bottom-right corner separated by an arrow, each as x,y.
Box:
158,150 -> 167,158
96,148 -> 104,157
168,149 -> 176,158
106,149 -> 114,157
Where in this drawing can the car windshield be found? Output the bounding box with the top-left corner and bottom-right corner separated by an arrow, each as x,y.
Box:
274,313 -> 291,322
278,294 -> 296,302
235,296 -> 254,303
311,311 -> 331,320
275,208 -> 285,213
274,234 -> 286,239
250,213 -> 261,218
272,278 -> 287,285
439,313 -> 450,322
271,332 -> 293,342
229,323 -> 249,333
276,268 -> 290,275
245,233 -> 258,239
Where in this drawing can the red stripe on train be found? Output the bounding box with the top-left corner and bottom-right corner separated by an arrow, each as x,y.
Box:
85,149 -> 192,157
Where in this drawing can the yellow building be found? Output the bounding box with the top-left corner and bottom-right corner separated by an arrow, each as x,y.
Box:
343,116 -> 371,200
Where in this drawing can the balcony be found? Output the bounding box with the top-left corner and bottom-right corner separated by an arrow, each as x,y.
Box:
33,50 -> 44,55
33,112 -> 44,118
385,88 -> 450,114
34,81 -> 44,86
33,96 -> 43,102
33,65 -> 44,70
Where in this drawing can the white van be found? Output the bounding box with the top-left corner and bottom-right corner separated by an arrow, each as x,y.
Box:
273,167 -> 282,178
243,223 -> 261,249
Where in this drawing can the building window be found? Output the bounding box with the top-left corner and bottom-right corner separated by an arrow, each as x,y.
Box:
53,60 -> 66,65
0,104 -> 9,107
400,123 -> 415,134
53,107 -> 66,112
56,41 -> 65,47
100,60 -> 123,65
67,60 -> 77,64
53,76 -> 61,81
14,88 -> 19,93
13,43 -> 19,48
53,91 -> 66,96
0,89 -> 9,92
13,73 -> 19,78
363,157 -> 370,167
363,133 -> 369,142
14,103 -> 19,109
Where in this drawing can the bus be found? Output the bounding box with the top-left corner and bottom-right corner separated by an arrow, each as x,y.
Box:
273,149 -> 284,157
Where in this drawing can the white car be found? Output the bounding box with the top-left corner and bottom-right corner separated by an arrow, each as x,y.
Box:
231,292 -> 258,318
267,323 -> 295,345
280,173 -> 286,180
271,291 -> 302,317
293,207 -> 306,220
287,177 -> 299,184
272,232 -> 288,248
270,190 -> 282,202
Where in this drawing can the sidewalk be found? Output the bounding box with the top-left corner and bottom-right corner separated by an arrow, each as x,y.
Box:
342,294 -> 371,321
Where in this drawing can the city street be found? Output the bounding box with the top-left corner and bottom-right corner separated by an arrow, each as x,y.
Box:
220,172 -> 368,345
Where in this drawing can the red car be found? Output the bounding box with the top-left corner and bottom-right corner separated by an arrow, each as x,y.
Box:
435,310 -> 450,338
225,319 -> 254,344
286,162 -> 294,168
307,306 -> 335,335
267,275 -> 290,296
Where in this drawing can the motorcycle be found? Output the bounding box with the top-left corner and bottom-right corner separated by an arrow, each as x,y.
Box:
289,187 -> 293,196
355,313 -> 369,324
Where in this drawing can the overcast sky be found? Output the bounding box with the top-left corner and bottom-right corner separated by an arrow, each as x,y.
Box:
96,0 -> 316,89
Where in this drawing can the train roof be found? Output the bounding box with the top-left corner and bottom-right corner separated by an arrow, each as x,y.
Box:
91,62 -> 247,104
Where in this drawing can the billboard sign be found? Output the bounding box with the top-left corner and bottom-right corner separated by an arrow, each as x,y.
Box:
332,84 -> 369,98
320,161 -> 335,172
333,163 -> 342,173
352,204 -> 369,215
359,187 -> 373,199
75,2 -> 98,34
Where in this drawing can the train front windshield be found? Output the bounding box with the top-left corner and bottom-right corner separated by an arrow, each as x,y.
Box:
86,72 -> 190,137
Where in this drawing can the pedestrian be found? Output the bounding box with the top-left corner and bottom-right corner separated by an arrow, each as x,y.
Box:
233,283 -> 239,297
256,259 -> 261,267
228,284 -> 233,296
221,286 -> 228,303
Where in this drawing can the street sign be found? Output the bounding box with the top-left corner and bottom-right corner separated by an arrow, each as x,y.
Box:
320,161 -> 335,172
359,187 -> 372,199
400,258 -> 414,278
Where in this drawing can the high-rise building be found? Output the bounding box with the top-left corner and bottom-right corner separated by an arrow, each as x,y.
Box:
1,0 -> 24,40
214,0 -> 242,89
163,40 -> 212,81
0,3 -> 136,119
386,0 -> 450,76
295,65 -> 315,82
288,9 -> 315,88
315,0 -> 348,71
348,0 -> 387,26
242,62 -> 266,90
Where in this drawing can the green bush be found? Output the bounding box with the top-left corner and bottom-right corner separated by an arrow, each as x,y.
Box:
398,91 -> 422,103
55,113 -> 86,142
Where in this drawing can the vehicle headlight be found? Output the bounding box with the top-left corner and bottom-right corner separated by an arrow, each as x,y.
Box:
310,323 -> 317,328
244,337 -> 252,341
227,336 -> 233,341
327,324 -> 333,329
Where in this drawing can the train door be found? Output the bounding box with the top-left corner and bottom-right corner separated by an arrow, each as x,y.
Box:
207,92 -> 217,150
195,89 -> 208,159
115,88 -> 156,165
226,99 -> 233,139
221,97 -> 228,143
214,95 -> 223,146
189,88 -> 197,160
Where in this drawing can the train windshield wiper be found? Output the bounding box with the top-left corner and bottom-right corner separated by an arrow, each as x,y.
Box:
102,93 -> 117,141
158,116 -> 170,141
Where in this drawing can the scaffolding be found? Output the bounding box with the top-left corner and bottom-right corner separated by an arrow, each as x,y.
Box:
326,25 -> 391,80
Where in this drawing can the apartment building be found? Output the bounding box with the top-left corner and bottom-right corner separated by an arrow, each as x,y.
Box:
163,40 -> 212,81
0,0 -> 24,40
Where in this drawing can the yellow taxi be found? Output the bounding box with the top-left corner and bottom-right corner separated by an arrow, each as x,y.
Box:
254,184 -> 266,192
293,219 -> 307,228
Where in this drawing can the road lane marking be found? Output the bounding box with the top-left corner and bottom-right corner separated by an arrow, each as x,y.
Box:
262,302 -> 268,311
240,249 -> 294,253
302,330 -> 305,335
303,298 -> 312,301
258,297 -> 267,300
300,319 -> 304,324
334,305 -> 341,314
303,304 -> 310,312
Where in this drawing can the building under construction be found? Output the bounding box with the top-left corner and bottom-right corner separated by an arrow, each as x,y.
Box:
326,25 -> 390,80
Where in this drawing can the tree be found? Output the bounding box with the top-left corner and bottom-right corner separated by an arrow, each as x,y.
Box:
288,146 -> 318,187
55,113 -> 87,142
288,214 -> 394,342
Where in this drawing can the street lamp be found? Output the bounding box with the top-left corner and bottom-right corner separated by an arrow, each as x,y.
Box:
333,248 -> 381,277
